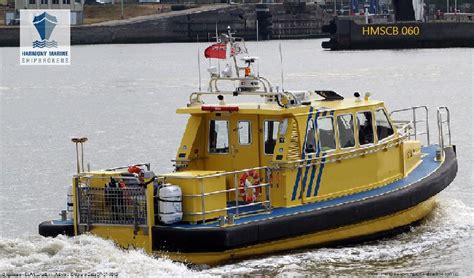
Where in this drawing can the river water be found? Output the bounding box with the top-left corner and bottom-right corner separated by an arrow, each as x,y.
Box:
0,40 -> 473,276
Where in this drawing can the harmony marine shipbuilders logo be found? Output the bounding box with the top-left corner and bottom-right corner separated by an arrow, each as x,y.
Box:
20,10 -> 70,65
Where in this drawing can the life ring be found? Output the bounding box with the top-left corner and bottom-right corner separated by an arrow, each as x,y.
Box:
239,170 -> 261,203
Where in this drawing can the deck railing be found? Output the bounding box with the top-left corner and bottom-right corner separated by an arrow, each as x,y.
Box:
390,105 -> 430,146
272,122 -> 411,170
159,166 -> 272,225
436,106 -> 452,160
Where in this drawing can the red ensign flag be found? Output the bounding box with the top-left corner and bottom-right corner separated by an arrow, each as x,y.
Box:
204,43 -> 227,59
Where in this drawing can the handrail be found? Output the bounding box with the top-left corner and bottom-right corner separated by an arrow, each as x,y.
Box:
166,166 -> 271,180
437,106 -> 452,153
274,123 -> 411,168
161,165 -> 272,224
189,91 -> 282,106
390,105 -> 430,146
208,75 -> 272,93
182,182 -> 270,197
104,163 -> 151,172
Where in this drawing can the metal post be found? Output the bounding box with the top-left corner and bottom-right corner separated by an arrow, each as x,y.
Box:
447,0 -> 449,13
436,110 -> 444,161
146,183 -> 154,253
75,143 -> 80,173
446,108 -> 452,146
80,142 -> 85,173
334,0 -> 337,16
86,188 -> 91,231
424,106 -> 430,145
201,179 -> 205,223
234,173 -> 239,216
133,197 -> 138,236
412,108 -> 417,140
73,176 -> 79,235
265,168 -> 272,212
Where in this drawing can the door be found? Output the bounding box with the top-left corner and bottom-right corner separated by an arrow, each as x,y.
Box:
205,114 -> 234,173
259,117 -> 281,167
229,115 -> 260,171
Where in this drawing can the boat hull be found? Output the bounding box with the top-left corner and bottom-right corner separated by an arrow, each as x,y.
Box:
321,19 -> 474,50
155,196 -> 437,265
152,146 -> 457,264
38,146 -> 457,265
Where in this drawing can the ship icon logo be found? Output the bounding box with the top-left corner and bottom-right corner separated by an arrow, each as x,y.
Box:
32,12 -> 58,48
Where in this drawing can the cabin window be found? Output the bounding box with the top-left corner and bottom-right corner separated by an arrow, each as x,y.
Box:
304,119 -> 317,153
29,0 -> 35,4
357,111 -> 374,145
63,0 -> 70,4
375,109 -> 394,141
209,120 -> 229,154
264,120 -> 280,154
337,114 -> 355,149
52,0 -> 59,4
41,0 -> 47,4
317,117 -> 336,152
238,121 -> 252,145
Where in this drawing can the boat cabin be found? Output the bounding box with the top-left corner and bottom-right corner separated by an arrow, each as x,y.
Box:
164,89 -> 421,224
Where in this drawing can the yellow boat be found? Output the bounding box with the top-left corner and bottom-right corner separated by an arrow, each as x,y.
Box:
39,29 -> 458,265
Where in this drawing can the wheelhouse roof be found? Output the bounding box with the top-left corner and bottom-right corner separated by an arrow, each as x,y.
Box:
176,98 -> 385,116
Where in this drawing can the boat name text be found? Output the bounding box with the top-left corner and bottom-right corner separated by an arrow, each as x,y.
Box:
361,26 -> 420,36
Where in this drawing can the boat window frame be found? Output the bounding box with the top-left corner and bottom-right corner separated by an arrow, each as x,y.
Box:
336,113 -> 356,150
356,110 -> 375,147
263,119 -> 281,155
304,117 -> 317,155
316,115 -> 337,153
208,119 -> 230,155
374,108 -> 395,143
237,120 -> 252,145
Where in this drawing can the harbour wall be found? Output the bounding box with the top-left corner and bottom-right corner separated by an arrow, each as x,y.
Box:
0,3 -> 331,47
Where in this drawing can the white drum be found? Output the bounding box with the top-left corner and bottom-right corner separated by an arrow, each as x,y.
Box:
158,185 -> 183,224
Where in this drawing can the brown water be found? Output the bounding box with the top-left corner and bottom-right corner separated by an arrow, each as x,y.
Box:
0,41 -> 473,276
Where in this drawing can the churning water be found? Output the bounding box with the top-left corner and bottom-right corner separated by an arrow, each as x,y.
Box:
0,40 -> 473,276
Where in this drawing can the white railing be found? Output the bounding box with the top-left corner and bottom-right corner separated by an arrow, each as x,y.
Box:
163,166 -> 272,224
390,105 -> 430,146
437,106 -> 452,160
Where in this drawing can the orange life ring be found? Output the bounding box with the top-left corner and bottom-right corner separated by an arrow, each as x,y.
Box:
239,170 -> 261,203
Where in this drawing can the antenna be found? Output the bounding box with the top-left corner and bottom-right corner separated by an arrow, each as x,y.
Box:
256,19 -> 260,77
228,26 -> 240,78
279,41 -> 284,92
197,34 -> 202,92
215,22 -> 220,77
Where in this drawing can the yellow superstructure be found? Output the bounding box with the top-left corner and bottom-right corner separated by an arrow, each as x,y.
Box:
170,97 -> 412,211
